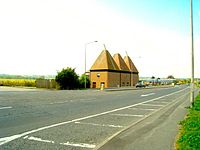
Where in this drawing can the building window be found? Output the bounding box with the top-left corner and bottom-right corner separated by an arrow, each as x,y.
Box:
127,82 -> 129,86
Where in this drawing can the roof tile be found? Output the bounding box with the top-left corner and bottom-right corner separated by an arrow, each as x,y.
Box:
113,53 -> 130,71
124,56 -> 138,73
90,50 -> 119,70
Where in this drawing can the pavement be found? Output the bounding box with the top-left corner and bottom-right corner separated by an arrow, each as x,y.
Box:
97,88 -> 199,150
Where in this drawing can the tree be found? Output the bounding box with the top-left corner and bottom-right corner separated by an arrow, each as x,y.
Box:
79,74 -> 90,88
55,67 -> 79,90
167,75 -> 175,79
156,77 -> 161,85
151,76 -> 155,85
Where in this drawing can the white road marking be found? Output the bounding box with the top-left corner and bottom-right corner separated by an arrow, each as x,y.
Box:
23,136 -> 28,139
110,114 -> 144,117
24,136 -> 95,149
128,108 -> 155,111
96,91 -> 190,150
74,121 -> 124,128
49,98 -> 97,104
79,98 -> 97,103
0,87 -> 188,146
140,103 -> 164,107
0,106 -> 12,110
141,93 -> 155,97
0,135 -> 22,145
79,98 -> 97,101
60,142 -> 96,149
49,101 -> 69,105
27,136 -> 55,144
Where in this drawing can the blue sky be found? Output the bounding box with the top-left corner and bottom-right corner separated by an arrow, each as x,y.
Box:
0,0 -> 199,78
100,0 -> 198,36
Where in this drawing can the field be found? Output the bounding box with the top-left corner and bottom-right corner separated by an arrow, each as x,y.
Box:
0,79 -> 36,87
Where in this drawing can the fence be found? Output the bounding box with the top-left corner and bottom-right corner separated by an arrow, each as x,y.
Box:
35,79 -> 57,89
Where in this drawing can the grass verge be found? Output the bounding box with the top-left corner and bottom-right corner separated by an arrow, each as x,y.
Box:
176,93 -> 200,149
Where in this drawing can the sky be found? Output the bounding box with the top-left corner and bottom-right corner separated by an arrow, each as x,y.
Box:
0,0 -> 200,78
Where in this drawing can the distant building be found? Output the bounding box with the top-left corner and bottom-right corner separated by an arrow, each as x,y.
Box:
90,49 -> 139,88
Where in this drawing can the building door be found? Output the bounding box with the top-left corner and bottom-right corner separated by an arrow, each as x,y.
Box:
92,82 -> 96,88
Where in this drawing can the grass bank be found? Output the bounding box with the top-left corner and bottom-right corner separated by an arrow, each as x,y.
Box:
176,93 -> 200,149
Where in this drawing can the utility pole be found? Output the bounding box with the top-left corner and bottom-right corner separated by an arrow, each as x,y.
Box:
190,0 -> 194,107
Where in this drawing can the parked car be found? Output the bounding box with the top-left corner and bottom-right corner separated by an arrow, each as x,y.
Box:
136,82 -> 146,88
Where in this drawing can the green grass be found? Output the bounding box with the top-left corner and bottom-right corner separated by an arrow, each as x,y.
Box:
177,93 -> 200,150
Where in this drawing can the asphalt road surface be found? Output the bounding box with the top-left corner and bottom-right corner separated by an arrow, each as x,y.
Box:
0,85 -> 193,149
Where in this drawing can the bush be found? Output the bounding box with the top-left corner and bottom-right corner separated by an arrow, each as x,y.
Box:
79,74 -> 90,88
55,67 -> 79,90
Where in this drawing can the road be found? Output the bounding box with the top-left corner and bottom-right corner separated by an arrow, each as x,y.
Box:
0,85 -> 193,149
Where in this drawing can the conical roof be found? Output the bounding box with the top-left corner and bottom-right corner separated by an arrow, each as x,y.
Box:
90,50 -> 119,71
113,53 -> 130,72
124,56 -> 138,73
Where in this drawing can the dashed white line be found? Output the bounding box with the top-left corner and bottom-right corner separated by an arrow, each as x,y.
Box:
49,101 -> 69,105
79,98 -> 97,101
0,106 -> 12,110
23,136 -> 28,139
24,136 -> 95,149
26,136 -> 55,144
0,87 -> 188,146
49,98 -> 97,105
110,114 -> 144,117
60,141 -> 96,149
141,93 -> 155,97
74,121 -> 124,128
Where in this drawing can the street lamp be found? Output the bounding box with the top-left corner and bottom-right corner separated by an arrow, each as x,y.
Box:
85,41 -> 98,89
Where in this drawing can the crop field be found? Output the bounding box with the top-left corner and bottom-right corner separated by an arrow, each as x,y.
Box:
0,79 -> 36,87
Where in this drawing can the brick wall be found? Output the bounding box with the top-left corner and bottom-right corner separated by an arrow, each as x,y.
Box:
90,71 -> 139,88
131,73 -> 139,86
120,73 -> 131,86
90,72 -> 108,88
107,72 -> 120,87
